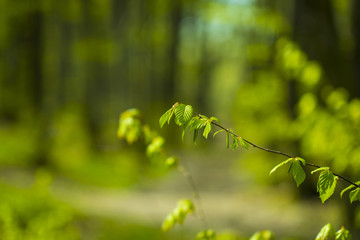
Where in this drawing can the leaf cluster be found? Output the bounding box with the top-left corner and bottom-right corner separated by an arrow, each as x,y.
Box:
161,199 -> 195,232
315,223 -> 351,240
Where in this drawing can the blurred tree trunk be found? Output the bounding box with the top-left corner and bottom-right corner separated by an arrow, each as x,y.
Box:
352,0 -> 360,97
27,10 -> 43,113
163,0 -> 182,105
292,0 -> 349,90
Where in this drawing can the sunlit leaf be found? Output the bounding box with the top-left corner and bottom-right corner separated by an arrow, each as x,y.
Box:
159,108 -> 171,128
161,213 -> 176,232
165,156 -> 178,169
232,136 -> 238,150
317,170 -> 337,203
210,117 -> 220,123
290,160 -> 306,187
203,122 -> 212,139
296,157 -> 306,165
250,230 -> 275,240
213,129 -> 225,138
311,167 -> 330,175
269,158 -> 294,175
183,105 -> 193,123
336,226 -> 352,240
191,118 -> 207,130
239,137 -> 249,149
196,229 -> 216,240
174,104 -> 186,125
340,181 -> 360,198
349,188 -> 360,203
315,223 -> 335,240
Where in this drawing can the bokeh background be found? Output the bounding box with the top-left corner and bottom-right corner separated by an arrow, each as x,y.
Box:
1,0 -> 360,239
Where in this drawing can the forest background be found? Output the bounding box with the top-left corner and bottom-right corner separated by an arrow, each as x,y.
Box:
1,0 -> 360,239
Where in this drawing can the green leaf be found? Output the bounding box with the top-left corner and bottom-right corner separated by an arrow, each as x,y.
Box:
316,223 -> 335,240
210,117 -> 220,123
162,199 -> 194,232
193,129 -> 199,144
203,122 -> 212,139
250,230 -> 275,240
165,156 -> 178,169
213,129 -> 225,138
178,199 -> 194,213
239,137 -> 249,149
296,157 -> 306,165
226,132 -> 230,149
349,188 -> 360,203
340,181 -> 360,198
311,167 -> 330,175
269,158 -> 294,175
290,160 -> 306,187
174,104 -> 186,125
159,108 -> 171,128
317,170 -> 337,203
146,136 -> 165,157
161,213 -> 176,232
335,226 -> 352,240
196,229 -> 216,240
232,136 -> 238,150
183,105 -> 193,123
191,118 -> 207,130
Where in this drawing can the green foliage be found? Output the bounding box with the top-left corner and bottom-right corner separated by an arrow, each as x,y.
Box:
340,181 -> 360,201
161,199 -> 195,232
269,157 -> 306,187
196,229 -> 216,240
269,158 -> 294,175
314,170 -> 338,203
249,230 -> 275,240
158,103 -> 358,238
165,156 -> 179,169
335,226 -> 352,240
290,160 -> 306,187
118,109 -> 143,144
314,223 -> 351,240
349,188 -> 360,203
315,223 -> 335,240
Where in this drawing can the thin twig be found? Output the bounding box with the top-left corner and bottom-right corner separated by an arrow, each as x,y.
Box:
198,114 -> 360,189
177,162 -> 208,229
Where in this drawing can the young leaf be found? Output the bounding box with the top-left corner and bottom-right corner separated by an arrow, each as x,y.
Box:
183,105 -> 193,123
232,136 -> 238,150
226,132 -> 230,149
193,129 -> 199,144
311,167 -> 330,175
210,116 -> 220,123
269,158 -> 294,175
174,104 -> 186,125
340,181 -> 360,198
213,129 -> 225,138
290,160 -> 306,187
239,137 -> 249,149
191,118 -> 207,130
315,223 -> 335,240
196,229 -> 216,240
161,213 -> 176,232
335,226 -> 352,240
203,121 -> 212,139
249,230 -> 275,240
295,157 -> 306,166
165,156 -> 178,169
159,108 -> 171,128
317,170 -> 337,203
349,188 -> 360,203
